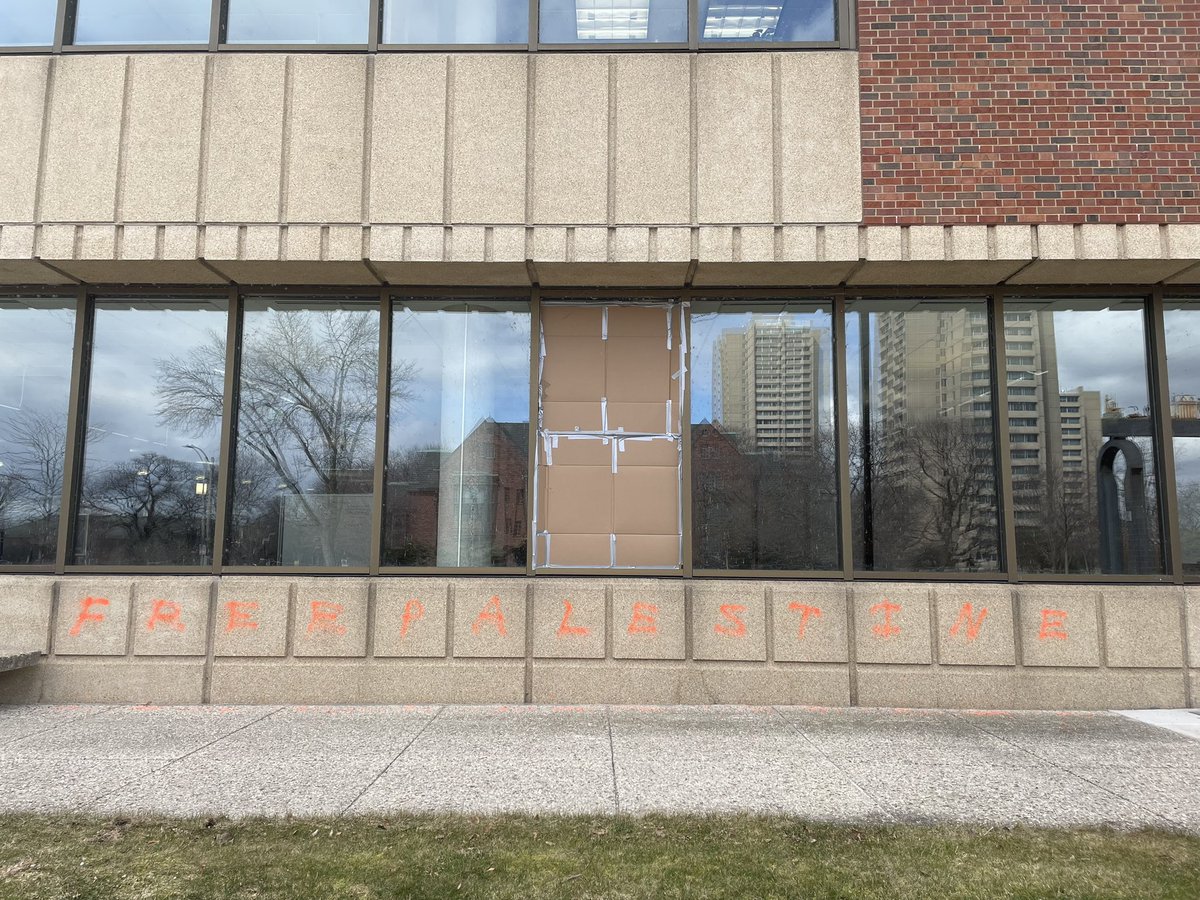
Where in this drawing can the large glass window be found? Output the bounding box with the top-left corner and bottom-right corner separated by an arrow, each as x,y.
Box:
73,0 -> 211,45
690,301 -> 838,571
383,300 -> 530,568
384,0 -> 529,44
1,1 -> 57,45
701,0 -> 836,42
846,300 -> 1002,573
227,298 -> 378,568
1006,300 -> 1162,576
0,298 -> 75,566
226,0 -> 370,44
1163,303 -> 1200,575
74,298 -> 226,567
540,0 -> 687,43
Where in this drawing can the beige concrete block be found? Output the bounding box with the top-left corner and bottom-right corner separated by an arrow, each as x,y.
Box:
932,668 -> 1019,710
326,225 -> 363,261
907,226 -> 945,261
856,665 -> 1021,710
205,55 -> 286,222
1101,586 -> 1184,669
369,225 -> 404,261
292,578 -> 369,658
121,225 -> 157,260
935,585 -> 1016,666
1080,223 -> 1119,259
284,224 -> 320,260
1188,587 -> 1200,667
656,227 -> 692,263
121,55 -> 205,222
38,660 -> 205,704
532,579 -> 605,659
772,584 -> 849,664
492,226 -> 527,261
612,581 -> 685,660
699,226 -> 733,262
823,224 -> 860,261
779,51 -> 861,224
697,54 -> 773,224
532,54 -> 607,225
360,661 -> 525,704
739,226 -> 774,263
612,227 -> 649,262
453,583 -> 526,658
853,583 -> 932,665
1014,670 -> 1187,711
132,578 -> 211,657
78,225 -> 115,260
950,225 -> 988,260
371,55 -> 446,224
0,576 -> 54,654
450,225 -> 486,262
213,577 -> 291,657
995,225 -> 1034,260
0,667 -> 43,704
202,225 -> 238,260
1167,224 -> 1200,261
36,224 -> 75,260
779,225 -> 817,262
1018,585 -> 1101,668
533,227 -> 566,262
1123,223 -> 1163,259
374,578 -> 449,658
0,57 -> 49,222
533,660 -> 850,706
614,54 -> 690,225
864,226 -> 901,261
54,579 -> 133,656
0,225 -> 36,259
691,582 -> 766,662
1036,224 -> 1076,259
162,225 -> 200,259
409,225 -> 444,262
245,224 -> 282,260
40,55 -> 125,222
574,227 -> 608,263
451,55 -> 526,224
286,55 -> 366,223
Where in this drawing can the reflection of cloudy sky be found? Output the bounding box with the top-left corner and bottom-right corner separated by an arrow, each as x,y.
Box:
0,2 -> 58,45
389,308 -> 530,453
701,0 -> 835,41
73,0 -> 210,44
0,303 -> 75,464
385,0 -> 529,44
1049,309 -> 1150,411
227,0 -> 369,43
1165,309 -> 1200,487
82,304 -> 224,474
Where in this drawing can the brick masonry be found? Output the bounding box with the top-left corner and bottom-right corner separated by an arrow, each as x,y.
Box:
0,576 -> 1195,709
858,0 -> 1200,225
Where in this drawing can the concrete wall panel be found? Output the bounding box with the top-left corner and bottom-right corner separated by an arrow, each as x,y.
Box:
853,583 -> 933,665
40,55 -> 126,222
0,57 -> 49,222
1018,586 -> 1101,668
531,579 -> 606,659
772,585 -> 850,664
121,55 -> 206,222
370,55 -> 447,224
612,581 -> 685,660
286,55 -> 366,223
54,579 -> 133,656
213,578 -> 291,658
38,660 -> 205,704
696,54 -> 773,224
0,577 -> 54,655
532,55 -> 608,225
450,55 -> 527,224
132,578 -> 211,657
204,55 -> 286,223
452,583 -> 526,658
374,579 -> 449,658
614,55 -> 690,225
292,578 -> 369,658
1102,587 -> 1185,669
691,582 -> 767,662
935,585 -> 1016,667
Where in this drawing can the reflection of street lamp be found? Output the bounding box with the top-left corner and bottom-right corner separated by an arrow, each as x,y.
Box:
185,444 -> 215,565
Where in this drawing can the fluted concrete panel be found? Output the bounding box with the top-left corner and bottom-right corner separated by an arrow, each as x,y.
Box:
532,54 -> 608,225
286,55 -> 367,223
696,54 -> 773,225
450,55 -> 527,224
370,55 -> 447,224
0,57 -> 49,222
614,54 -> 690,226
40,55 -> 126,223
204,55 -> 287,223
121,55 -> 206,222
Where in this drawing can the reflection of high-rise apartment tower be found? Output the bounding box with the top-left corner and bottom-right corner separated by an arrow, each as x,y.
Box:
713,317 -> 825,451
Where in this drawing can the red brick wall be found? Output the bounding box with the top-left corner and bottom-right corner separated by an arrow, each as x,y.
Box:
858,0 -> 1200,225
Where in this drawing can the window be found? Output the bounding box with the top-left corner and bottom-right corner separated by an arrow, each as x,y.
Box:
1163,303 -> 1200,575
72,0 -> 211,45
0,0 -> 57,45
384,0 -> 529,44
846,299 -> 1001,573
383,300 -> 530,568
74,298 -> 226,567
226,0 -> 370,44
540,0 -> 687,43
0,297 -> 75,565
691,302 -> 838,571
226,297 -> 378,568
701,0 -> 837,42
1008,300 -> 1163,576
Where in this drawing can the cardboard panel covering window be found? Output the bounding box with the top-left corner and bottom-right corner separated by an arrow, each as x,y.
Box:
535,302 -> 686,570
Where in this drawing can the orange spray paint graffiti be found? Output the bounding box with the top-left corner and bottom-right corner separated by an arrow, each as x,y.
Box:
472,596 -> 507,636
948,603 -> 989,641
145,599 -> 184,633
714,603 -> 747,638
557,600 -> 589,637
68,596 -> 109,636
787,603 -> 823,638
399,599 -> 425,638
224,601 -> 260,633
307,601 -> 347,636
870,600 -> 902,638
1039,608 -> 1069,641
627,602 -> 659,635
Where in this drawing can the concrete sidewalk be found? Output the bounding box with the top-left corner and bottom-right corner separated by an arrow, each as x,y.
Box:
1,704 -> 1198,831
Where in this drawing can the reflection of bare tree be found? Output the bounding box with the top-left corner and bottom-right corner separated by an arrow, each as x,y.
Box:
0,410 -> 69,563
157,311 -> 416,565
1179,480 -> 1200,572
1015,459 -> 1096,574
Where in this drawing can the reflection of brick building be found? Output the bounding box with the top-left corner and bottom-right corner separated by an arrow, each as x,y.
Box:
690,422 -> 755,568
385,419 -> 528,567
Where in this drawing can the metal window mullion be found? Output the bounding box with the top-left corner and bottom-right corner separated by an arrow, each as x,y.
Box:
55,288 -> 92,572
990,291 -> 1019,582
211,287 -> 242,573
833,290 -> 853,581
369,288 -> 391,575
526,287 -> 540,574
207,0 -> 222,51
529,0 -> 538,51
688,0 -> 700,50
837,0 -> 855,49
681,300 -> 694,576
368,0 -> 381,49
1147,287 -> 1183,583
54,0 -> 72,50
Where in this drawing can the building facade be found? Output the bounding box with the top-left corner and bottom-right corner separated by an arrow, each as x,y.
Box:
0,0 -> 1198,709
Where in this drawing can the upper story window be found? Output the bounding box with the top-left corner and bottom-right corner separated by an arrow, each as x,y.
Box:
3,0 -> 849,49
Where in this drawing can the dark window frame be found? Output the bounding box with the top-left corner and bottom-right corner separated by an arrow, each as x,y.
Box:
1,0 -> 856,54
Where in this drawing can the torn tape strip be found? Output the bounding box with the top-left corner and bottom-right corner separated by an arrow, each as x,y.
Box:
611,439 -> 618,474
665,400 -> 672,435
666,306 -> 673,351
601,397 -> 608,432
602,306 -> 608,340
610,533 -> 617,568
